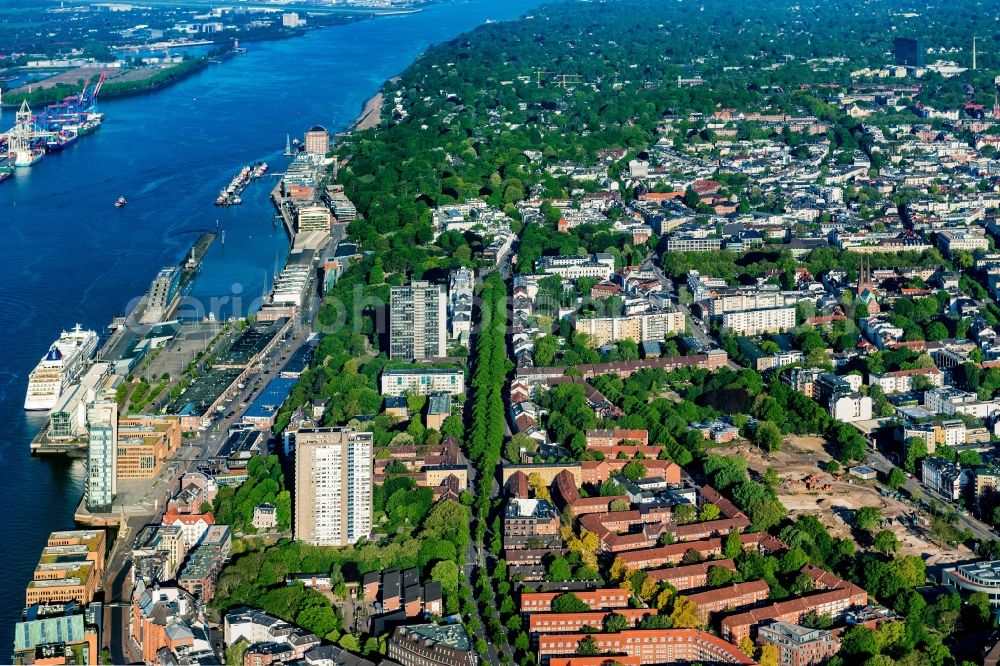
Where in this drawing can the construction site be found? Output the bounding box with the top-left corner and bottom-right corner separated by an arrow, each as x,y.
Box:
710,435 -> 975,567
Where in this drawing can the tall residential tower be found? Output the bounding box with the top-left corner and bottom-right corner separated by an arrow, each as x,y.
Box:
390,281 -> 447,361
85,400 -> 118,512
294,428 -> 373,546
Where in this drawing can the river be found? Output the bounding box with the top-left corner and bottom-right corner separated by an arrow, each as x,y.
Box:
0,0 -> 543,649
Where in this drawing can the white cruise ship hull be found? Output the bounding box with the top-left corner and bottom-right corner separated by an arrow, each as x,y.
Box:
24,393 -> 60,411
23,324 -> 99,412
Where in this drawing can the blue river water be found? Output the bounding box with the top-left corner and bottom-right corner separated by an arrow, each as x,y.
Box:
0,0 -> 542,648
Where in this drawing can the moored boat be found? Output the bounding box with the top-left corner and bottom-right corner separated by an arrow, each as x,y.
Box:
24,324 -> 99,411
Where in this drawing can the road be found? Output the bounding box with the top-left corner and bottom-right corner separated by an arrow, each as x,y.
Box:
102,313 -> 316,662
866,448 -> 996,542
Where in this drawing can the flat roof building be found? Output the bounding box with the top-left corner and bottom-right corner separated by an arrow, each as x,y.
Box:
387,623 -> 477,666
85,400 -> 117,512
294,428 -> 373,547
390,281 -> 447,361
943,560 -> 1000,606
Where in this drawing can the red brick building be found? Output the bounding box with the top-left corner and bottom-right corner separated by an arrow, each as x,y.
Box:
580,459 -> 682,485
615,532 -> 783,570
720,567 -> 867,643
527,608 -> 655,635
536,629 -> 754,664
646,559 -> 736,590
520,588 -> 630,614
684,579 -> 771,620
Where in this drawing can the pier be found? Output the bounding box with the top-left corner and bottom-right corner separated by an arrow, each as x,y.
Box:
31,233 -> 216,456
270,180 -> 297,237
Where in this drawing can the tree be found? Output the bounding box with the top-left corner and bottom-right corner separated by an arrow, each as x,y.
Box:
528,473 -> 552,501
699,503 -> 721,521
738,636 -> 757,659
873,530 -> 898,555
841,626 -> 879,660
669,596 -> 702,629
763,468 -> 780,489
225,638 -> 248,666
338,634 -> 361,652
886,467 -> 906,490
603,612 -> 629,633
905,437 -> 927,473
706,565 -> 735,587
723,529 -> 744,559
674,503 -> 697,525
753,421 -> 781,452
621,460 -> 646,480
959,450 -> 984,467
534,334 -> 559,367
855,506 -> 881,534
965,591 -> 993,629
759,643 -> 779,666
431,560 -> 460,600
506,433 -> 537,463
547,556 -> 573,582
609,498 -> 630,512
576,635 -> 599,656
552,593 -> 591,613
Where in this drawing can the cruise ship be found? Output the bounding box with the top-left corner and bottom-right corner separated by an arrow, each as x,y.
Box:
23,324 -> 99,411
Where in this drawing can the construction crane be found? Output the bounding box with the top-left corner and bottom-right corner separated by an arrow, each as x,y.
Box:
534,68 -> 551,88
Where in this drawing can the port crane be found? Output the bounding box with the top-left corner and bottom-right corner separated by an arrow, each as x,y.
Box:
1,72 -> 106,168
3,101 -> 55,167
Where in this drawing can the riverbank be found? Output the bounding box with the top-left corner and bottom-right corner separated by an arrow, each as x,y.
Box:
1,57 -> 212,107
352,91 -> 384,130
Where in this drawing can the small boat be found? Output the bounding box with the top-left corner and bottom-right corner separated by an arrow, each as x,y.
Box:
115,196 -> 127,208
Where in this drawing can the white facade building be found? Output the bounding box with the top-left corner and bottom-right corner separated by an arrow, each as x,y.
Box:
380,369 -> 465,396
721,307 -> 796,336
294,428 -> 373,547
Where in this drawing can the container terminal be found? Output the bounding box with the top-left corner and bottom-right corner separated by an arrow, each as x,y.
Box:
0,72 -> 108,174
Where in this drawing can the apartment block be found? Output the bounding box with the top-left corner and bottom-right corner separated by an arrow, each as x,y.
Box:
924,387 -> 1000,419
721,307 -> 796,335
922,457 -> 972,501
868,367 -> 944,394
536,254 -> 615,281
504,498 -> 561,550
25,531 -> 106,607
645,559 -> 737,591
389,281 -> 447,361
720,568 -> 866,643
85,401 -> 117,512
903,419 -> 966,454
536,629 -> 753,664
380,368 -> 465,396
520,588 -> 631,614
294,428 -> 373,547
527,609 -> 654,636
574,311 -> 686,346
757,622 -> 840,666
684,580 -> 770,619
707,289 -> 786,316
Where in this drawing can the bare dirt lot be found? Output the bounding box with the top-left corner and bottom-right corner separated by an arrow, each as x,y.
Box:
711,435 -> 973,566
8,64 -> 177,95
